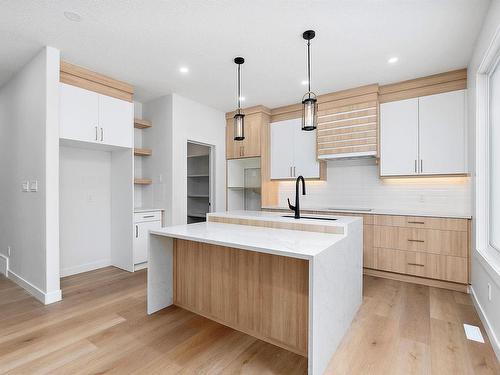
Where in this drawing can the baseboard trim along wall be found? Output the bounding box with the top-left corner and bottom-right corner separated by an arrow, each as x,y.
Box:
8,270 -> 62,305
0,254 -> 8,276
60,259 -> 112,278
471,285 -> 500,361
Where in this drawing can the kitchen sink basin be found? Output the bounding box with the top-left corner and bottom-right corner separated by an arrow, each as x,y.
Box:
281,215 -> 338,221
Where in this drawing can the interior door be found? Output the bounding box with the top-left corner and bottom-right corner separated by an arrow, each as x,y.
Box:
270,119 -> 295,179
418,90 -> 466,174
380,98 -> 419,176
292,119 -> 320,178
59,83 -> 99,143
98,94 -> 133,148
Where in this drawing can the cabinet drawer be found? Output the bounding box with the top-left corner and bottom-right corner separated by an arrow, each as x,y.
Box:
373,225 -> 467,257
134,211 -> 162,223
374,247 -> 467,284
373,215 -> 468,231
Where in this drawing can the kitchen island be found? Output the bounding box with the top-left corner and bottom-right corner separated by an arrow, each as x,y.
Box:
147,211 -> 363,375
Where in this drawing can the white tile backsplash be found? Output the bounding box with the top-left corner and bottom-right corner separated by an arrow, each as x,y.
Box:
278,158 -> 472,216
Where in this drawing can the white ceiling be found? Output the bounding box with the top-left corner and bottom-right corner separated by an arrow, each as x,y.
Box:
0,0 -> 490,112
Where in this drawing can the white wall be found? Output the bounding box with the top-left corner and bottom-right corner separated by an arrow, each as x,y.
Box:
142,93 -> 226,225
0,46 -> 61,303
276,159 -> 472,216
171,94 -> 226,225
467,0 -> 500,360
59,146 -> 111,277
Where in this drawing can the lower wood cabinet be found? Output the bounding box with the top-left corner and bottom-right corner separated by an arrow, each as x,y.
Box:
304,210 -> 470,291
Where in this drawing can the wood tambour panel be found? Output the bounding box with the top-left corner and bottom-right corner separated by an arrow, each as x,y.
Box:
373,247 -> 467,284
379,68 -> 467,103
173,239 -> 309,356
373,225 -> 467,257
60,61 -> 134,102
208,215 -> 344,234
372,215 -> 468,231
316,85 -> 379,159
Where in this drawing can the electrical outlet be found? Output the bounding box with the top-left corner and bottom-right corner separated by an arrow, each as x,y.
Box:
488,283 -> 492,301
418,194 -> 425,203
7,246 -> 11,257
22,181 -> 29,192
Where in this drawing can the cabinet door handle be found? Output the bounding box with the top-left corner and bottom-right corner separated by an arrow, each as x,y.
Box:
408,239 -> 425,243
100,127 -> 104,142
242,146 -> 244,156
290,166 -> 292,177
143,215 -> 155,218
408,221 -> 425,224
293,166 -> 296,177
135,225 -> 138,238
420,159 -> 423,173
95,126 -> 99,141
414,160 -> 417,173
407,262 -> 425,267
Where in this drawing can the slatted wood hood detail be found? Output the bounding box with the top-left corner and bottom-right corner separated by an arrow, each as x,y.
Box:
316,84 -> 379,159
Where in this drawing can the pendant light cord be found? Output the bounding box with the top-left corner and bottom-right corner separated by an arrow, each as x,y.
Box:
307,39 -> 311,99
237,63 -> 241,114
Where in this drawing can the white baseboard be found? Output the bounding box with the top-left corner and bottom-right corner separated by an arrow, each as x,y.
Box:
134,262 -> 148,271
0,254 -> 8,276
470,286 -> 500,361
8,269 -> 62,305
60,259 -> 111,277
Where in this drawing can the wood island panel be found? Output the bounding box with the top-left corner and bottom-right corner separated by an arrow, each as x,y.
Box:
173,239 -> 309,356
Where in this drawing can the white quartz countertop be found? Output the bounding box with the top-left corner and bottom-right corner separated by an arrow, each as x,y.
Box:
150,211 -> 361,260
261,205 -> 472,219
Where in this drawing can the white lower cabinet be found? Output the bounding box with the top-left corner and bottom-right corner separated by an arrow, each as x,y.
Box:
133,211 -> 162,265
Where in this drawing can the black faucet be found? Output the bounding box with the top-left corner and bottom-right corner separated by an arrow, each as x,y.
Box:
287,175 -> 306,219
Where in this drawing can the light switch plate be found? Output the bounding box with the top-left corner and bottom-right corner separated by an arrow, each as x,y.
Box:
22,181 -> 29,192
29,180 -> 38,192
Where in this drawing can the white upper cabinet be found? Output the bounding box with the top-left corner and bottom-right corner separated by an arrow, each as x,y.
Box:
270,118 -> 320,179
60,83 -> 99,143
380,98 -> 419,176
98,94 -> 133,148
380,89 -> 467,176
59,82 -> 133,148
418,90 -> 466,175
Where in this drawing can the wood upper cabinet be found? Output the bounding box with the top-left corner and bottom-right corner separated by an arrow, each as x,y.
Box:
380,89 -> 466,176
226,113 -> 261,159
60,82 -> 133,148
270,118 -> 320,179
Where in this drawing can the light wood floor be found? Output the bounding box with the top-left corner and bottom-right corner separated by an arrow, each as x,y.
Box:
0,267 -> 498,375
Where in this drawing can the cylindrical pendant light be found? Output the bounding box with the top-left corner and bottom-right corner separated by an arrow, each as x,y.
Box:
302,30 -> 317,131
234,57 -> 245,141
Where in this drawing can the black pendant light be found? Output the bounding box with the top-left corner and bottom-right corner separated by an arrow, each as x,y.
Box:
302,30 -> 317,131
233,57 -> 245,141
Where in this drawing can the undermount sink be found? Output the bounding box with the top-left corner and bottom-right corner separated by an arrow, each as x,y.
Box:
281,215 -> 338,221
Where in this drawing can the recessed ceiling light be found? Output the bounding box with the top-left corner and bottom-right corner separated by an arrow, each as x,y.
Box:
388,56 -> 399,64
301,80 -> 309,85
64,11 -> 82,22
179,66 -> 189,74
